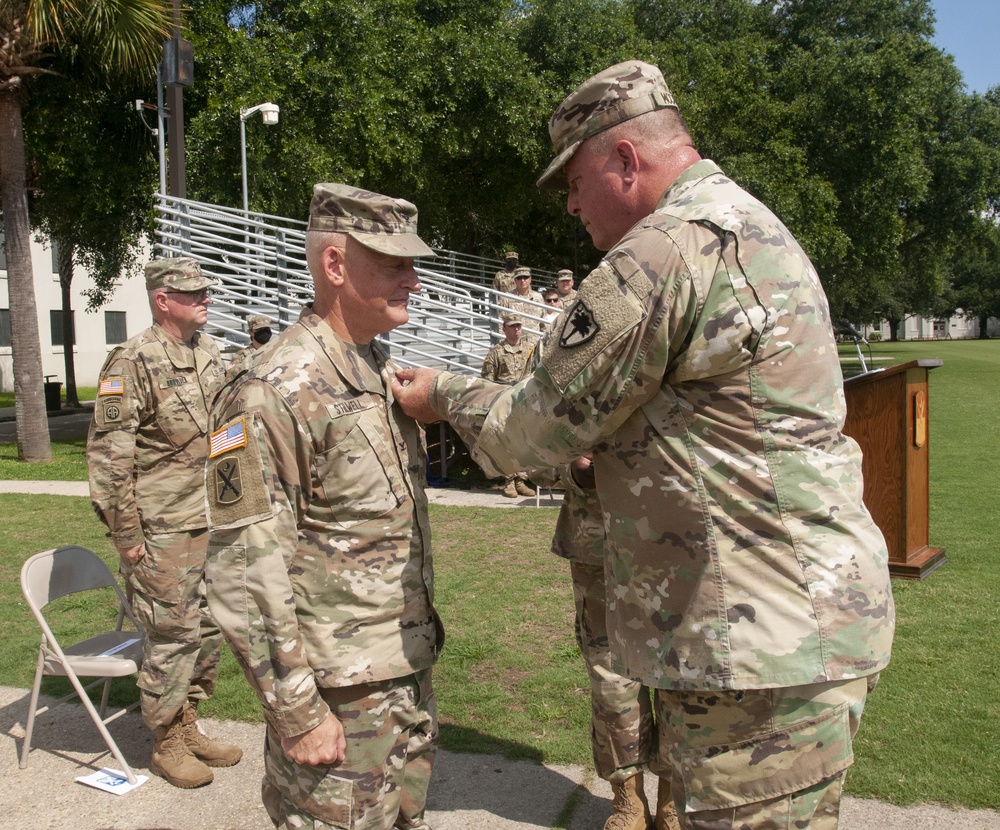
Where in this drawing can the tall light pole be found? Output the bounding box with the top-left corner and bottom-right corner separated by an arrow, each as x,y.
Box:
240,102 -> 280,216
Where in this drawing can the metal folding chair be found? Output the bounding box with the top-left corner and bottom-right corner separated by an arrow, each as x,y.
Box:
19,545 -> 145,784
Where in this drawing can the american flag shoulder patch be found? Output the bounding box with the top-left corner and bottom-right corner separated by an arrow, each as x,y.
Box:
209,418 -> 248,458
98,377 -> 125,396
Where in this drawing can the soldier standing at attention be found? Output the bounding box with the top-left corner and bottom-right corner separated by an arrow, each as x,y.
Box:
481,313 -> 535,498
225,313 -> 272,379
491,249 -> 520,294
555,269 -> 577,307
205,184 -> 443,830
87,257 -> 242,789
393,61 -> 894,829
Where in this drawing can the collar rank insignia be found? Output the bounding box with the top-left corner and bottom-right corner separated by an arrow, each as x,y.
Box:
215,457 -> 243,505
209,418 -> 247,459
559,301 -> 601,348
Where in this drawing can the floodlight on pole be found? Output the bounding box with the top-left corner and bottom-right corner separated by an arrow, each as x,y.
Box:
240,103 -> 280,215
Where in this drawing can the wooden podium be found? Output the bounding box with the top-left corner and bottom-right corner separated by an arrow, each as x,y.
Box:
842,359 -> 946,579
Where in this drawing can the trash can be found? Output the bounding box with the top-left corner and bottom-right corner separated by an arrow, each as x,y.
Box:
43,376 -> 62,413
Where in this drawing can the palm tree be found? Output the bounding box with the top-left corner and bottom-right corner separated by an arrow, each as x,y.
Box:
0,0 -> 170,461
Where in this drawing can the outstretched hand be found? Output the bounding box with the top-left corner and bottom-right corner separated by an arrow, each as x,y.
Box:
391,367 -> 442,424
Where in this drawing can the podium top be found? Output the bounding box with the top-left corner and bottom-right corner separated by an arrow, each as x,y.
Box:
843,358 -> 943,388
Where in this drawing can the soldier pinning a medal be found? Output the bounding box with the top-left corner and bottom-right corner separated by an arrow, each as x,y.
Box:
205,183 -> 444,830
393,61 -> 894,830
87,257 -> 242,789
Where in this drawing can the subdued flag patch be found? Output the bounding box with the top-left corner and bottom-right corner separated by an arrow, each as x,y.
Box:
209,418 -> 247,458
98,377 -> 124,396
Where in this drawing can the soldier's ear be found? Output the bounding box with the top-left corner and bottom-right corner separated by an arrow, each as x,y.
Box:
323,244 -> 346,286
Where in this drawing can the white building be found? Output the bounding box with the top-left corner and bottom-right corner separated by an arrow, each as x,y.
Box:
0,231 -> 150,394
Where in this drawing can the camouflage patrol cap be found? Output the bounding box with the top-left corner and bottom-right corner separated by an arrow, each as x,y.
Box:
502,313 -> 523,326
536,61 -> 678,190
557,269 -> 574,281
307,183 -> 436,258
504,251 -> 519,261
144,257 -> 216,291
513,266 -> 532,278
246,314 -> 270,331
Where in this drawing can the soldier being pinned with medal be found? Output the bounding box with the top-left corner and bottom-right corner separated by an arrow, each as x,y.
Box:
87,257 -> 242,789
205,184 -> 444,830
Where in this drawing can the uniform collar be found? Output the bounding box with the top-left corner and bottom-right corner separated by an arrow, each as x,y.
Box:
297,308 -> 388,396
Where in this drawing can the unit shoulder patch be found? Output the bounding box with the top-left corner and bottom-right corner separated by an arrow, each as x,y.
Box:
208,415 -> 274,529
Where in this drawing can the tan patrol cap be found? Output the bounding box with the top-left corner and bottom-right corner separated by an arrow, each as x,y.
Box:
307,183 -> 435,258
144,257 -> 216,292
502,313 -> 523,326
512,266 -> 531,278
246,314 -> 270,331
557,269 -> 574,281
536,61 -> 678,190
504,251 -> 519,260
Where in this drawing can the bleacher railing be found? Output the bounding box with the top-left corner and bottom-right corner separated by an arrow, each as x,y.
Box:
155,196 -> 559,373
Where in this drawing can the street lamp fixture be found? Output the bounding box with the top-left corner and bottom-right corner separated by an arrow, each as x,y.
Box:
240,102 -> 280,215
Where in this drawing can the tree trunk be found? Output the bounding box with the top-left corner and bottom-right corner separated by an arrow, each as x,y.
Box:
980,314 -> 990,340
887,316 -> 901,343
57,239 -> 80,407
0,91 -> 52,461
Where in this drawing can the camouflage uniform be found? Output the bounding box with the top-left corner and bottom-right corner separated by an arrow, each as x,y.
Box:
553,467 -> 654,784
480,340 -> 531,385
491,251 -> 519,295
206,183 -> 442,830
556,270 -> 578,309
226,314 -> 273,381
88,320 -> 226,730
422,155 -> 894,828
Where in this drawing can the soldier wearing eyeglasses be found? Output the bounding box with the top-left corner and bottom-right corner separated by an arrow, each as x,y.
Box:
87,257 -> 240,789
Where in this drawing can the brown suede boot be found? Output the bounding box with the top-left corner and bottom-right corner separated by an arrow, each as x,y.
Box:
655,775 -> 681,830
605,772 -> 652,830
151,716 -> 214,788
515,479 -> 535,497
180,703 -> 243,767
502,479 -> 518,498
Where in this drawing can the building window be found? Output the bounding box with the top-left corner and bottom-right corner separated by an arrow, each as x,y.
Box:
50,309 -> 76,347
0,309 -> 10,346
105,311 -> 127,344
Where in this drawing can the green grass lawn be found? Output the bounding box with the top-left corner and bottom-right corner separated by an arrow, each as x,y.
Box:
0,340 -> 996,808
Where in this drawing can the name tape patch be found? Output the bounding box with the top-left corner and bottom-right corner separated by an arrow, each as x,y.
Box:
209,418 -> 248,458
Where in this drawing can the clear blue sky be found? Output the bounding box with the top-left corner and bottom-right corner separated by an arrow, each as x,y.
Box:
930,0 -> 999,94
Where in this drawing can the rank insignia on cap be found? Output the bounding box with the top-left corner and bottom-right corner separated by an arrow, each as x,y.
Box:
209,418 -> 247,458
214,457 -> 243,504
559,301 -> 601,348
98,377 -> 124,396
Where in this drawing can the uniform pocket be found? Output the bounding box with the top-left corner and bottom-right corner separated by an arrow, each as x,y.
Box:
314,411 -> 406,528
155,386 -> 204,449
679,701 -> 854,814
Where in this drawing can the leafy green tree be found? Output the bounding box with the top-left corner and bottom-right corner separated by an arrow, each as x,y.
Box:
0,0 -> 169,461
23,74 -> 159,407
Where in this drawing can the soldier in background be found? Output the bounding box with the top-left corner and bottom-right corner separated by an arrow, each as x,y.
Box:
205,183 -> 443,830
555,269 -> 577,307
225,314 -> 272,379
491,250 -> 520,294
87,257 -> 242,789
498,266 -> 544,333
393,60 -> 894,829
481,313 -> 534,498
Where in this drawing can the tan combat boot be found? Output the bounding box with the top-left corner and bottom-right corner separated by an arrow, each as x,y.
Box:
180,703 -> 243,767
605,772 -> 652,830
515,479 -> 535,497
151,715 -> 214,788
655,775 -> 681,830
503,479 -> 518,498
